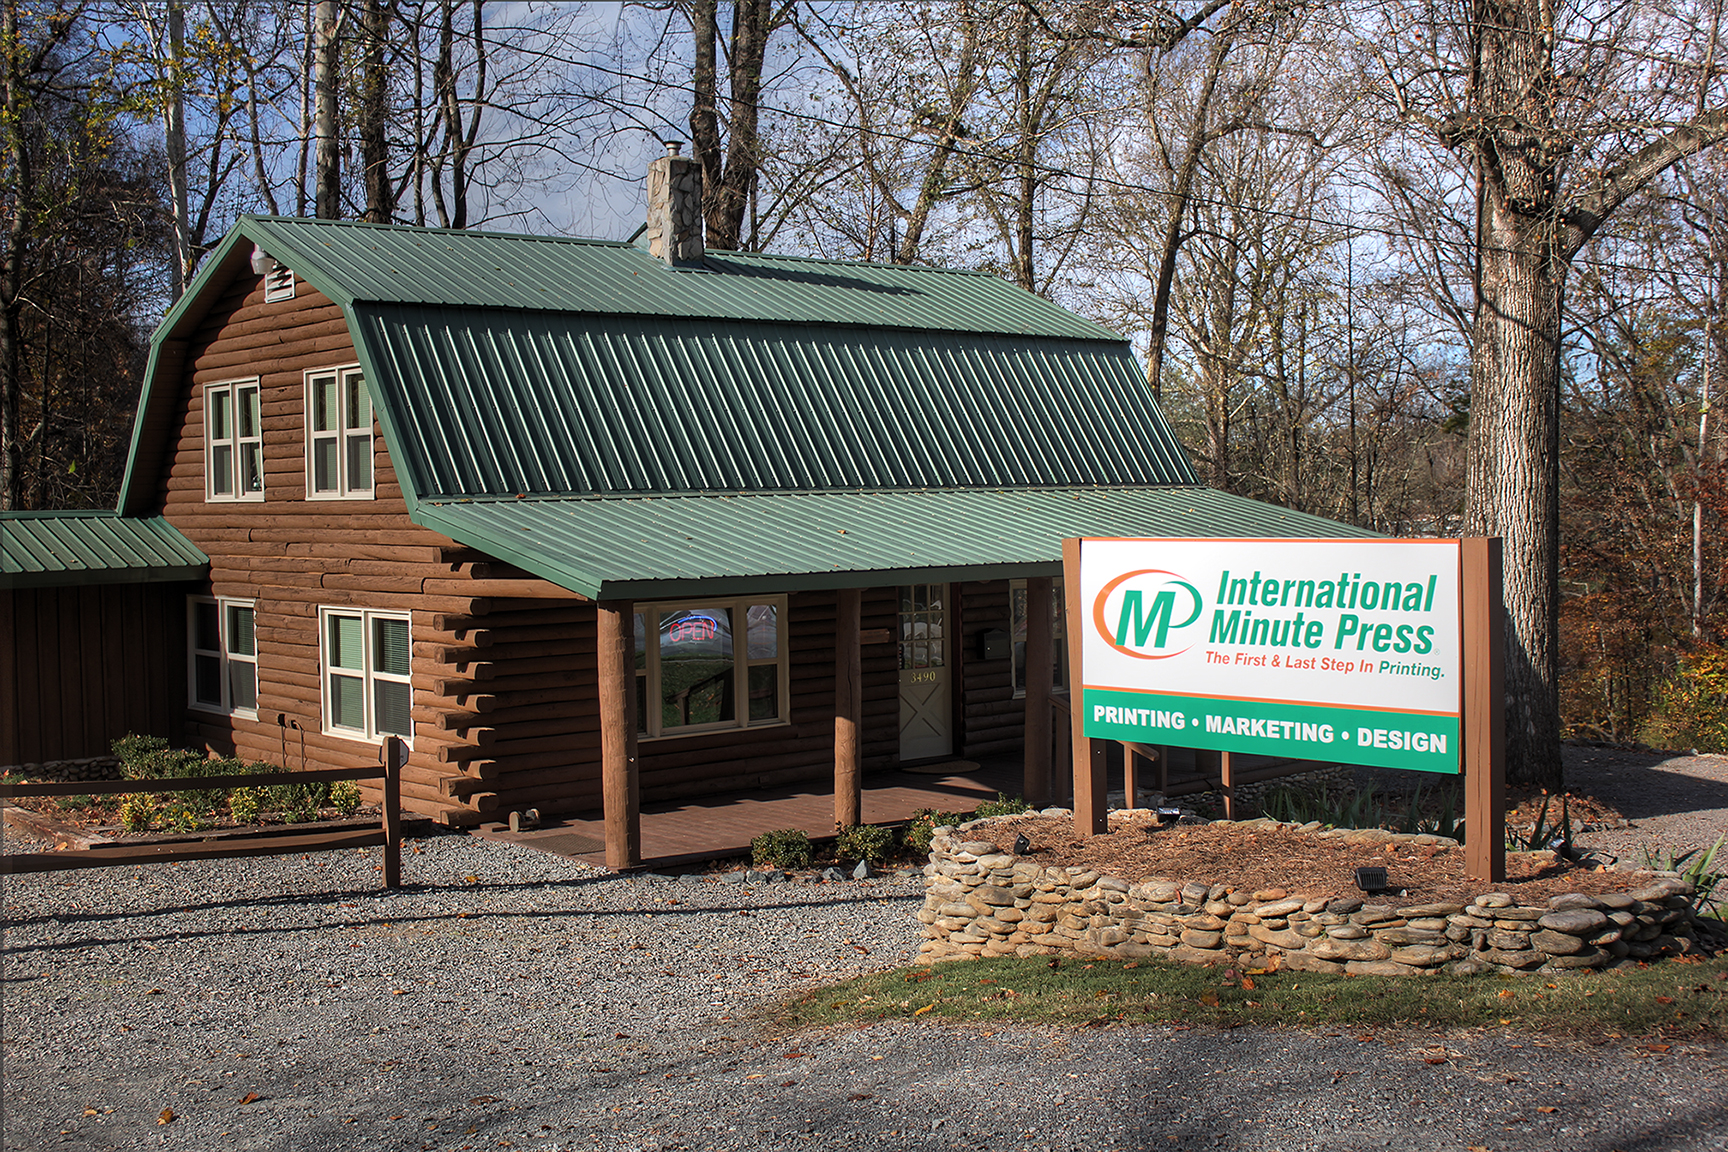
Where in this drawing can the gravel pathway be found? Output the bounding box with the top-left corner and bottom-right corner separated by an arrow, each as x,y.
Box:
5,748 -> 1728,1152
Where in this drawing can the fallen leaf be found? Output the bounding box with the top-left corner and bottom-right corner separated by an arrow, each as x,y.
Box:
781,1051 -> 806,1059
238,1092 -> 260,1106
913,1003 -> 936,1016
158,1109 -> 175,1126
847,1093 -> 873,1102
388,1115 -> 405,1121
1198,992 -> 1220,1007
1123,962 -> 1140,970
1424,1057 -> 1448,1065
779,1080 -> 795,1087
1655,996 -> 1675,1005
83,1109 -> 99,1116
1538,1106 -> 1558,1114
469,1096 -> 499,1105
145,989 -> 163,996
1240,976 -> 1256,991
1498,989 -> 1515,1000
464,875 -> 479,884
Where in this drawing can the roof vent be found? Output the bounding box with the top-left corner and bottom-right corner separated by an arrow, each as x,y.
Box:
645,140 -> 704,269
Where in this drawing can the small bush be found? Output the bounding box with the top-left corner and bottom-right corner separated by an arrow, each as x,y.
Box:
752,828 -> 814,870
228,787 -> 263,824
111,733 -> 168,768
903,808 -> 967,856
271,780 -> 326,823
835,822 -> 896,865
972,793 -> 1032,819
54,794 -> 95,812
329,779 -> 362,816
117,793 -> 160,832
162,798 -> 209,833
1643,644 -> 1728,753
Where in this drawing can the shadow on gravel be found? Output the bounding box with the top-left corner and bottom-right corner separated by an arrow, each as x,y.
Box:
1565,752 -> 1728,821
1,884 -> 920,957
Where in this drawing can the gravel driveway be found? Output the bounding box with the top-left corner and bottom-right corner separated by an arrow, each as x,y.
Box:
5,750 -> 1728,1152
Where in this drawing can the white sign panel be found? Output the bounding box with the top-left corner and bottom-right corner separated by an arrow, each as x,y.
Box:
1076,537 -> 1463,773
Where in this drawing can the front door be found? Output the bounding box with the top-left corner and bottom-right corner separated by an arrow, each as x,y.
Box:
898,583 -> 952,761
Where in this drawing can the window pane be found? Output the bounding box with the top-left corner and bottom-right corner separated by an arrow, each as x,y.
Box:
635,673 -> 648,734
241,444 -> 264,494
374,616 -> 410,676
374,680 -> 411,736
211,444 -> 233,495
194,653 -> 222,705
633,613 -> 647,671
313,437 -> 338,492
328,614 -> 364,670
345,372 -> 369,430
229,659 -> 257,711
346,433 -> 372,491
238,386 -> 260,438
330,672 -> 365,729
746,603 -> 778,659
195,601 -> 220,651
227,605 -> 254,656
659,608 -> 733,728
209,388 -> 231,439
311,375 -> 337,433
748,664 -> 778,722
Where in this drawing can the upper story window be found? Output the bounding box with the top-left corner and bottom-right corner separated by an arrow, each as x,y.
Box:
1010,578 -> 1067,697
189,596 -> 257,717
205,380 -> 264,502
633,596 -> 788,739
305,366 -> 374,499
263,265 -> 296,303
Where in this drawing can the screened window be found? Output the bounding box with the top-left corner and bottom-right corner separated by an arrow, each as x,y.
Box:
320,607 -> 412,742
205,381 -> 263,501
306,366 -> 373,499
1010,578 -> 1067,697
633,597 -> 787,738
188,596 -> 257,716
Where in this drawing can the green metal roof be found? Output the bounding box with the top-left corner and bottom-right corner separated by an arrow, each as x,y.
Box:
1,512 -> 208,589
218,216 -> 1117,341
417,486 -> 1376,599
354,304 -> 1196,499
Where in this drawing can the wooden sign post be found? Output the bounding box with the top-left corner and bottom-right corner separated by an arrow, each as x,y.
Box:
1461,537 -> 1506,882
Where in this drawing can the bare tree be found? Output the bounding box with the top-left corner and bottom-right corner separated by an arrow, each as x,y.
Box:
1368,0 -> 1728,787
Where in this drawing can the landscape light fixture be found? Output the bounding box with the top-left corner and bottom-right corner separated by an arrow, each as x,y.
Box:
1354,866 -> 1388,893
1155,807 -> 1182,824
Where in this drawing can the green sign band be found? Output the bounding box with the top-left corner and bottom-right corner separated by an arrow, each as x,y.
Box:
1080,687 -> 1460,774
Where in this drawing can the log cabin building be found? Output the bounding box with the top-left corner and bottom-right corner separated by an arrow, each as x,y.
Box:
2,151 -> 1364,866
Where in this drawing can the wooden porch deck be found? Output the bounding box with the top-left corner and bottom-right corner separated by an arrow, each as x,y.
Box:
474,758 -> 1026,870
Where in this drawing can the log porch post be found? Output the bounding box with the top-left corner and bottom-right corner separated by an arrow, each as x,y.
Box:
835,587 -> 864,828
1463,537 -> 1506,882
597,600 -> 640,868
1023,576 -> 1053,806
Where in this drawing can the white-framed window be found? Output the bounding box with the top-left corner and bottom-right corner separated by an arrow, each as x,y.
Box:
263,265 -> 296,303
188,596 -> 258,717
633,596 -> 788,739
1010,578 -> 1067,697
305,365 -> 374,499
205,380 -> 264,502
319,607 -> 412,742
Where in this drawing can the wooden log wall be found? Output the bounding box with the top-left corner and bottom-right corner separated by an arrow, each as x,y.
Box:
955,580 -> 1024,759
151,269 -> 567,825
0,584 -> 187,765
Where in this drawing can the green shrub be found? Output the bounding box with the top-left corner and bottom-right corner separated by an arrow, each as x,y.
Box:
162,798 -> 209,833
54,794 -> 95,811
1642,644 -> 1728,753
229,787 -> 263,825
111,733 -> 169,768
1642,836 -> 1726,916
117,793 -> 160,832
751,828 -> 814,870
270,781 -> 327,824
903,808 -> 966,856
329,779 -> 362,816
835,822 -> 896,865
972,793 -> 1032,819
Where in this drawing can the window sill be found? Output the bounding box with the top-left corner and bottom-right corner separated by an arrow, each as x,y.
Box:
638,717 -> 789,743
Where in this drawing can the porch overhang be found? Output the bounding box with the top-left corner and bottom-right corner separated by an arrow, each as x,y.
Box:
412,485 -> 1375,601
2,512 -> 209,590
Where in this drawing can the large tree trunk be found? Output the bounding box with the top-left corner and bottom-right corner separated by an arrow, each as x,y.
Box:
164,0 -> 193,297
360,0 -> 392,224
1,0 -> 25,510
1462,0 -> 1566,790
313,0 -> 342,219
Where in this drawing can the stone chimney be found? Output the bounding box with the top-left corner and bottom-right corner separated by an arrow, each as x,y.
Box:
645,141 -> 704,268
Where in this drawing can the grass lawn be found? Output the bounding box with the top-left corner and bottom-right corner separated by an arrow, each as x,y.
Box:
780,952 -> 1728,1039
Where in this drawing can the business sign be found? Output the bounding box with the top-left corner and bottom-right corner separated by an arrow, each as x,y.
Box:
1075,537 -> 1462,773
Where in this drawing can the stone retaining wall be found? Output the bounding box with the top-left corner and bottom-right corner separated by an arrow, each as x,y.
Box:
0,756 -> 122,783
918,813 -> 1709,976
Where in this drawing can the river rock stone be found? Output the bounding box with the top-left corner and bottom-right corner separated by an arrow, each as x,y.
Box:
1248,924 -> 1305,949
1310,938 -> 1391,963
1255,899 -> 1306,918
1180,929 -> 1224,949
1537,909 -> 1609,936
1390,944 -> 1457,967
1530,929 -> 1586,955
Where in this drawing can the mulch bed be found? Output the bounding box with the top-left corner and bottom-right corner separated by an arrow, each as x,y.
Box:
994,812 -> 1655,909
